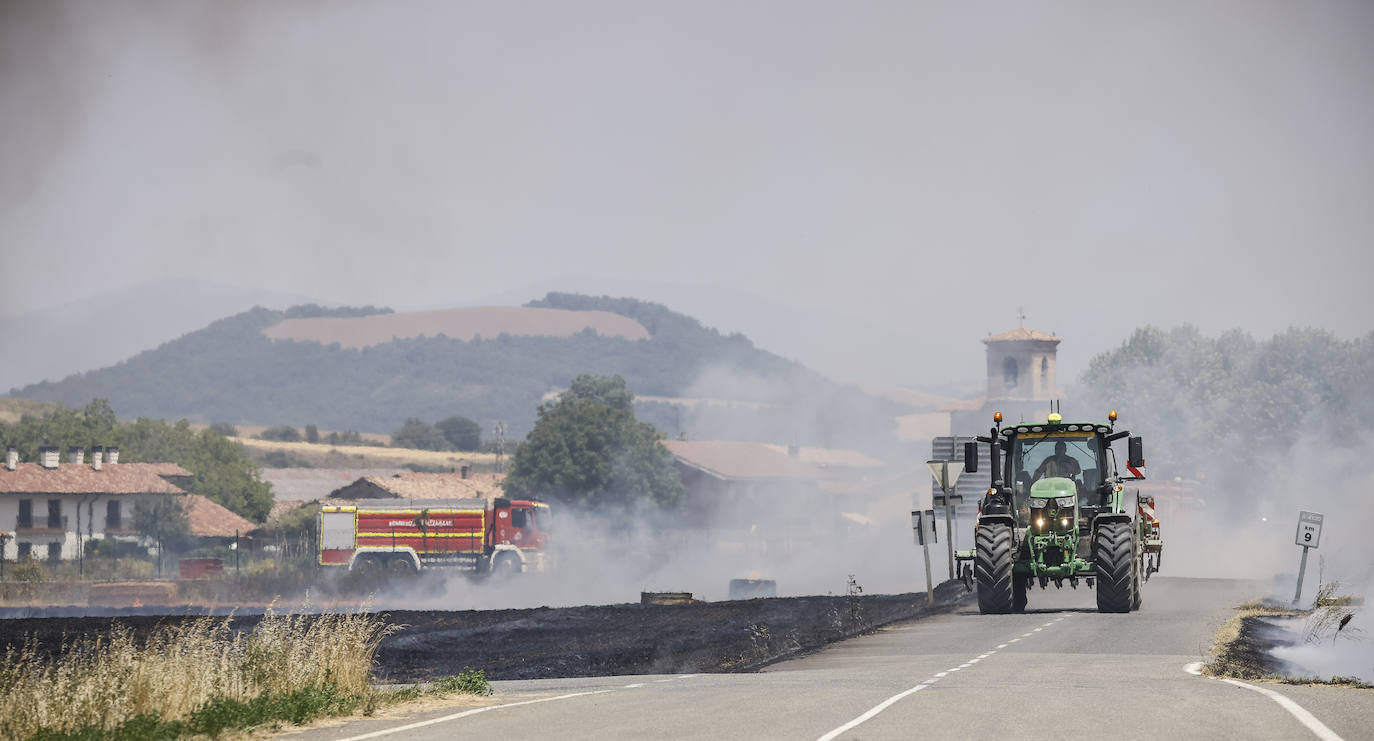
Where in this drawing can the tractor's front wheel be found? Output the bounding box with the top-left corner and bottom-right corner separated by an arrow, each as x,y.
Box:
975,523 -> 1015,614
1095,522 -> 1135,613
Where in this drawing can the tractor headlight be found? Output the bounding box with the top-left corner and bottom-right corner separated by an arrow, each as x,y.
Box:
1060,517 -> 1070,528
1056,496 -> 1076,508
1035,517 -> 1045,530
1030,499 -> 1047,509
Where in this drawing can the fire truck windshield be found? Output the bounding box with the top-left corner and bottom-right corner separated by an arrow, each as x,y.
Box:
530,506 -> 551,531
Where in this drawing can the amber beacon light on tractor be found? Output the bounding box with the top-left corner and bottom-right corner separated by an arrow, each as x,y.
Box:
954,404 -> 1161,614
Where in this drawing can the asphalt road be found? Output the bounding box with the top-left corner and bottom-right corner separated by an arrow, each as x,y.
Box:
284,577 -> 1374,740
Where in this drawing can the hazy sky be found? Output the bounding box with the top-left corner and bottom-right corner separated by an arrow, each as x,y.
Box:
2,1 -> 1371,387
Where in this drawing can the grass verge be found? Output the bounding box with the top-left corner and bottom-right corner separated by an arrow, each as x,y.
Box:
1206,581 -> 1367,688
0,608 -> 394,740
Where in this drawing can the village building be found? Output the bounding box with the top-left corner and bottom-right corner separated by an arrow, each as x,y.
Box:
0,445 -> 192,561
260,467 -> 407,521
328,470 -> 504,502
660,440 -> 889,551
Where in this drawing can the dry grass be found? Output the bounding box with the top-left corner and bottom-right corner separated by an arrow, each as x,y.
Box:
232,437 -> 498,468
0,397 -> 61,424
260,306 -> 650,349
0,607 -> 392,739
1203,600 -> 1304,679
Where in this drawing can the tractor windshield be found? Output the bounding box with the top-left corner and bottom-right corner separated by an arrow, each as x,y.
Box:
1009,431 -> 1103,515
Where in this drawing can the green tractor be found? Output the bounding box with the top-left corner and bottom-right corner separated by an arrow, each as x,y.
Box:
954,408 -> 1162,614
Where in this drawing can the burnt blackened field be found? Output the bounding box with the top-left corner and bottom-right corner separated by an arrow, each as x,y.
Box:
0,583 -> 969,683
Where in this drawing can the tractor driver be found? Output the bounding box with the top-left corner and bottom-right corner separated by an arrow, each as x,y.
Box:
1033,441 -> 1081,482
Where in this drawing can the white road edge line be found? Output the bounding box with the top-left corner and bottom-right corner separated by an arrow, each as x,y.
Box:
816,685 -> 929,741
623,683 -> 645,688
997,643 -> 1009,649
1181,663 -> 1345,741
333,689 -> 615,741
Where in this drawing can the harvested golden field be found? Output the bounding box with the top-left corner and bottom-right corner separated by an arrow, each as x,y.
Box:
0,397 -> 61,424
232,436 -> 499,469
261,306 -> 650,348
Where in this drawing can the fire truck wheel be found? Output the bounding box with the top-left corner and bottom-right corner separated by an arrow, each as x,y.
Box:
353,555 -> 383,575
493,552 -> 521,576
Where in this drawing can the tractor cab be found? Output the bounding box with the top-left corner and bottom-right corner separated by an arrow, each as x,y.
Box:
1005,424 -> 1111,525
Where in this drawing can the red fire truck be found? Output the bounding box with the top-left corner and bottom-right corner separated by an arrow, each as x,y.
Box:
318,497 -> 551,575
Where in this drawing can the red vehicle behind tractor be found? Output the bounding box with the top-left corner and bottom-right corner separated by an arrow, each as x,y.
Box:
318,497 -> 551,576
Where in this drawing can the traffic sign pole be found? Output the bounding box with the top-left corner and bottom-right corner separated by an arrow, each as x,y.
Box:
1292,511 -> 1324,606
912,510 -> 934,606
927,459 -> 963,582
1293,546 -> 1310,606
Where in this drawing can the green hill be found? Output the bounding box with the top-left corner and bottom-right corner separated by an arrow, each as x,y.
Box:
11,294 -> 906,448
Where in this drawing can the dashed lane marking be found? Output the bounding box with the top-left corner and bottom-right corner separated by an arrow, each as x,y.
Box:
623,683 -> 645,688
816,616 -> 1067,741
1182,663 -> 1344,741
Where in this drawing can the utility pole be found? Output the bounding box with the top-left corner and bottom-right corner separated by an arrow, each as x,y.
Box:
493,421 -> 507,473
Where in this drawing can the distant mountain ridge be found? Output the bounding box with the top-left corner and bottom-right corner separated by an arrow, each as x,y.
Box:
11,293 -> 907,448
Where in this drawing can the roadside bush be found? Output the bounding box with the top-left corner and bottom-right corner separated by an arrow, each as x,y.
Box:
433,669 -> 493,696
208,422 -> 239,437
8,559 -> 44,583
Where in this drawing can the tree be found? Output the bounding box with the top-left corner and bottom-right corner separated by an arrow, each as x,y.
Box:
121,419 -> 274,522
503,375 -> 685,510
134,494 -> 191,575
391,418 -> 450,451
259,425 -> 302,442
436,415 -> 482,451
304,424 -> 320,443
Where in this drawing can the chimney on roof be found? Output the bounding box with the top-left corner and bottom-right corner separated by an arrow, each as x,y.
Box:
106,446 -> 119,465
787,444 -> 800,457
39,446 -> 59,469
91,446 -> 104,471
460,465 -> 470,479
68,447 -> 85,466
5,447 -> 16,471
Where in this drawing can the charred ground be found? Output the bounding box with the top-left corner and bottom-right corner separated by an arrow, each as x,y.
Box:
1,583 -> 969,683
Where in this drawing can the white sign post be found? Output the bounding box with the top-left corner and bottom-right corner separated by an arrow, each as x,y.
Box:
927,460 -> 962,581
911,509 -> 937,606
1292,511 -> 1324,605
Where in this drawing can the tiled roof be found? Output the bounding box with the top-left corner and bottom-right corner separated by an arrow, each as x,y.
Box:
660,440 -> 822,481
331,472 -> 506,500
261,468 -> 407,501
758,444 -> 885,469
983,327 -> 1061,343
183,494 -> 258,536
267,498 -> 318,521
0,462 -> 188,495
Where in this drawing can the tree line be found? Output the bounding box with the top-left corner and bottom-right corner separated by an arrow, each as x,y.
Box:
0,399 -> 272,523
1075,325 -> 1374,509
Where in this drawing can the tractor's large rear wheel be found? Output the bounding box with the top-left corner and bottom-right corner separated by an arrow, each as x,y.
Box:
975,523 -> 1015,614
1095,522 -> 1135,613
